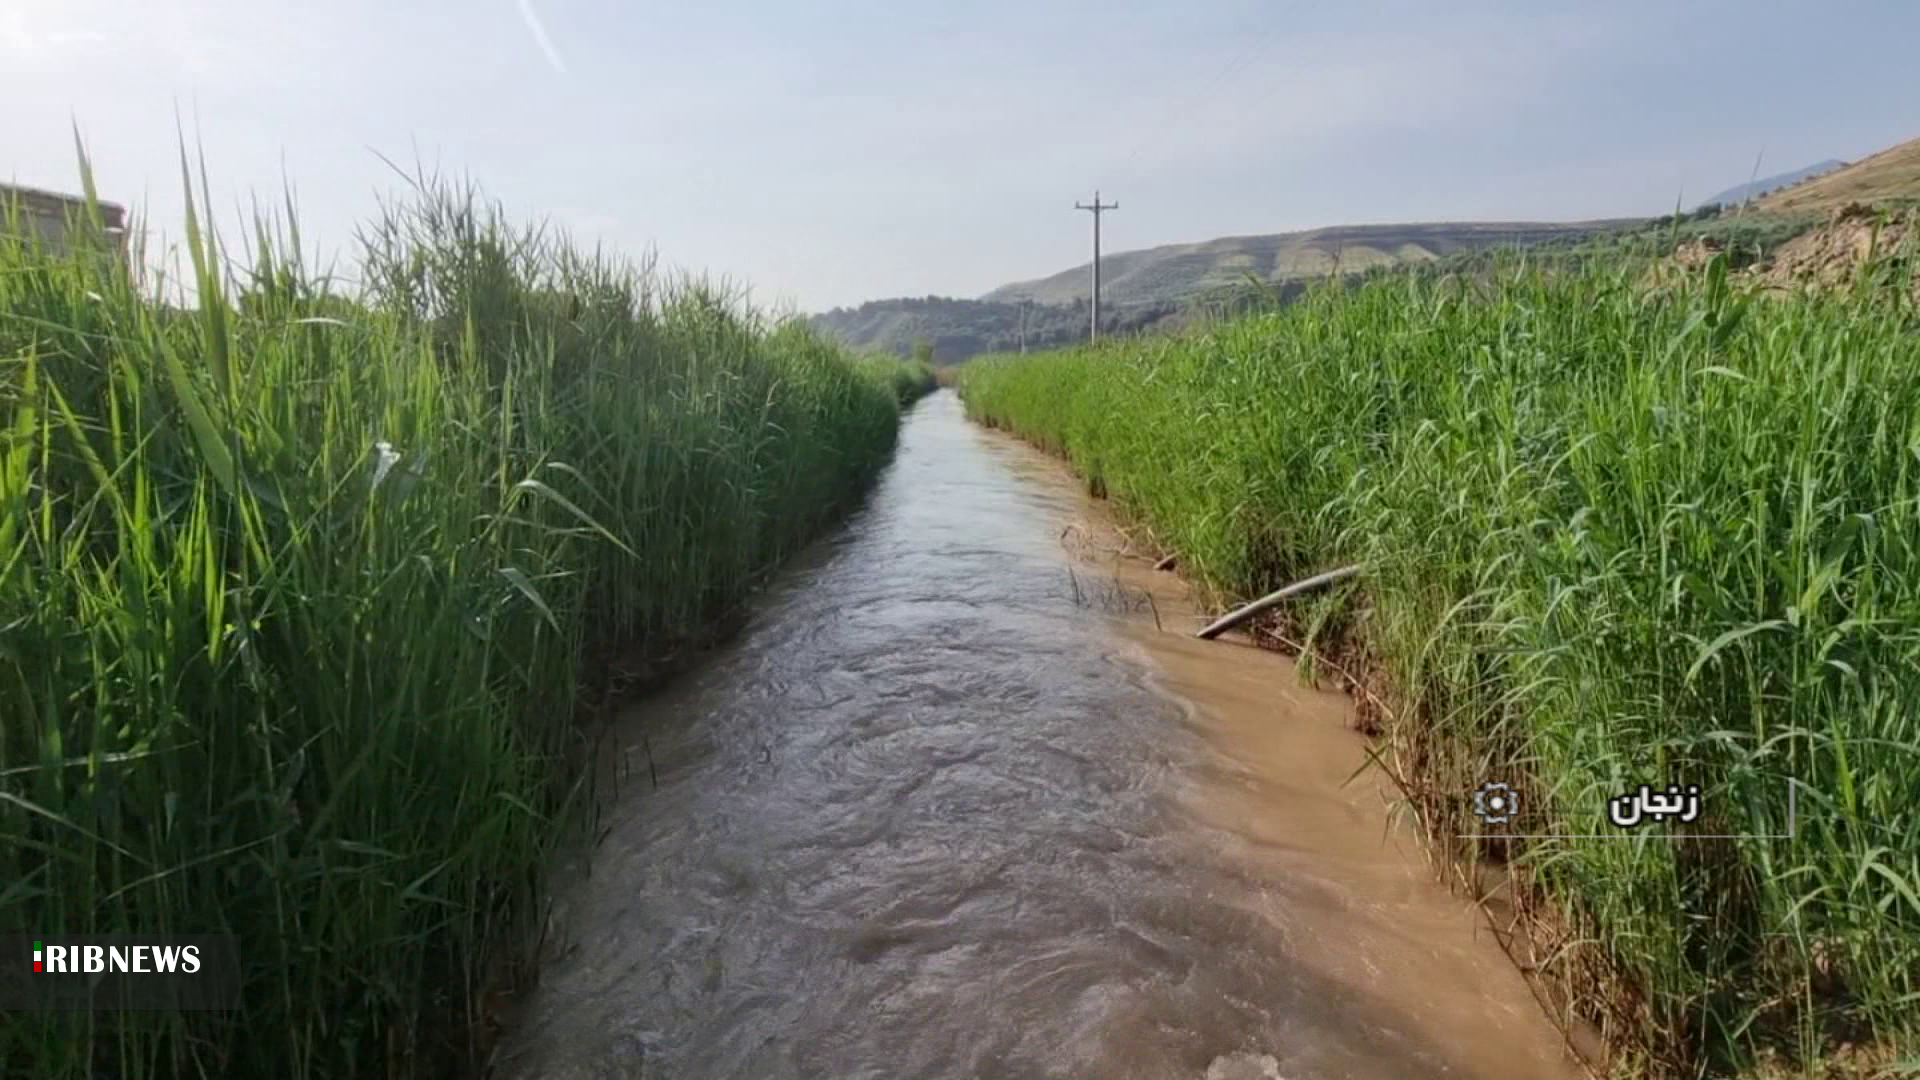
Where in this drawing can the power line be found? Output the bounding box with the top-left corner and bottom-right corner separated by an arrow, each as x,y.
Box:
1074,191 -> 1118,342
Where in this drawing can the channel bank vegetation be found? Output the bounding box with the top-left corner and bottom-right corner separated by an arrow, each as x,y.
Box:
0,155 -> 928,1078
960,250 -> 1920,1077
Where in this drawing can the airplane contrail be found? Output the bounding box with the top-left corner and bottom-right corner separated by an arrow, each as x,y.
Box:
515,0 -> 568,75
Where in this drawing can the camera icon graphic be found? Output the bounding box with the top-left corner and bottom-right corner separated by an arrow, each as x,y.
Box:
1472,781 -> 1518,825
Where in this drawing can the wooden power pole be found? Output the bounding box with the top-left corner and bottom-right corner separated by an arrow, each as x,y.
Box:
1074,190 -> 1117,341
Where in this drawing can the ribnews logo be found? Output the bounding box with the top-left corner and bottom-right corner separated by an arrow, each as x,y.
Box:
32,939 -> 203,974
5,934 -> 241,1011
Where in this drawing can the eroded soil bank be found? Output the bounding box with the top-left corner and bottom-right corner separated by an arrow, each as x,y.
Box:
498,390 -> 1582,1080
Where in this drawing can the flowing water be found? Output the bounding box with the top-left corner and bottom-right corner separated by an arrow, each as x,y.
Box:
500,390 -> 1583,1080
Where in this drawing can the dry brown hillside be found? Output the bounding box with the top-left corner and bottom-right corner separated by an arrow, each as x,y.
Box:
982,220 -> 1638,307
1751,135 -> 1920,213
1752,203 -> 1918,305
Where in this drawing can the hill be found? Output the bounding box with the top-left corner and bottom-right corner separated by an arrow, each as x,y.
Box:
1750,135 -> 1920,214
817,134 -> 1920,365
1700,160 -> 1847,209
809,295 -> 1179,365
981,220 -> 1642,308
815,219 -> 1642,363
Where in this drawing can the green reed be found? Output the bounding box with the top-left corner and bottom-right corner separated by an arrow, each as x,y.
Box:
960,252 -> 1920,1077
0,155 -> 922,1078
855,354 -> 938,406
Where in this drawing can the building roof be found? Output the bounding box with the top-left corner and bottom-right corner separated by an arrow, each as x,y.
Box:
1,181 -> 127,228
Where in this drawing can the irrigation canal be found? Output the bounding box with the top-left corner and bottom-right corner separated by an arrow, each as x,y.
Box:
499,390 -> 1582,1080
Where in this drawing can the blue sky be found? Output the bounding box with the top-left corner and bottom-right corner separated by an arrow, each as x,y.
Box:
4,1 -> 1916,311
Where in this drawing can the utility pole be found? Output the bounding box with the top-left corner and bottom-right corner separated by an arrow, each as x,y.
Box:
1074,190 -> 1117,342
1018,299 -> 1031,353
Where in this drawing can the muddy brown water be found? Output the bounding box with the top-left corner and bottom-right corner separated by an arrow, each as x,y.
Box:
499,390 -> 1582,1080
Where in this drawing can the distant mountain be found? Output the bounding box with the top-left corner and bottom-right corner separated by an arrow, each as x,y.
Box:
1702,160 -> 1848,209
1749,137 -> 1920,214
809,295 -> 1180,366
981,220 -> 1640,308
814,219 -> 1642,363
815,136 -> 1920,364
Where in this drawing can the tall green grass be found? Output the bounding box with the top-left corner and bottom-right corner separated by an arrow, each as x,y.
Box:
960,255 -> 1920,1076
856,353 -> 938,406
1,160 -> 918,1078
